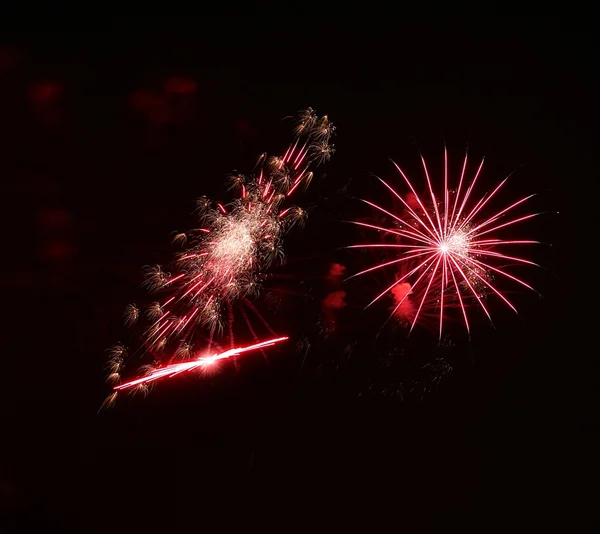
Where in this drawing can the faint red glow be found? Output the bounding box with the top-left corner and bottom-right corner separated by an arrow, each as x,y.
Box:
28,81 -> 62,103
322,290 -> 347,333
404,191 -> 420,211
41,240 -> 74,261
326,263 -> 346,281
129,77 -> 197,126
0,47 -> 19,70
129,89 -> 170,125
390,282 -> 414,321
37,208 -> 72,231
28,81 -> 63,126
235,118 -> 253,138
323,290 -> 347,311
164,77 -> 197,94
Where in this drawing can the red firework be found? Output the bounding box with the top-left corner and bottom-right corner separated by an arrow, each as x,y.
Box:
103,109 -> 334,406
347,147 -> 539,338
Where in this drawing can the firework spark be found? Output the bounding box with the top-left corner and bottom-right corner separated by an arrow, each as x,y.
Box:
347,147 -> 538,338
104,109 -> 334,401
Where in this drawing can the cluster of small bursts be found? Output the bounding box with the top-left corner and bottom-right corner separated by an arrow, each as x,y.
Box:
103,108 -> 540,409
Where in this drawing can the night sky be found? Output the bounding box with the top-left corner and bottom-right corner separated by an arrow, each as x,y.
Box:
1,16 -> 593,533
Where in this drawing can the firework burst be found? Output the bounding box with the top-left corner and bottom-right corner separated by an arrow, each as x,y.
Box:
347,147 -> 539,338
104,109 -> 334,402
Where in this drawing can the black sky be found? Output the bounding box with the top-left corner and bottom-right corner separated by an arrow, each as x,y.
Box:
0,16 -> 594,533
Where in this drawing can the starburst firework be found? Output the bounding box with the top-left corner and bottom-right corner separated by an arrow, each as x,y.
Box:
347,147 -> 539,338
104,109 -> 334,401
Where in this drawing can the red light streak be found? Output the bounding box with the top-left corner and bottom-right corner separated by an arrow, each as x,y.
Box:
114,337 -> 288,391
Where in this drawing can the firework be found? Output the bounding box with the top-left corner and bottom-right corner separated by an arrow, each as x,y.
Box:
347,147 -> 538,338
104,109 -> 334,401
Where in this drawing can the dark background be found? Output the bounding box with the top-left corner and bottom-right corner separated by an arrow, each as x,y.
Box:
0,16 -> 594,532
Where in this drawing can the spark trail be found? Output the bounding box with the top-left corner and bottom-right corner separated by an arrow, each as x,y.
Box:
347,147 -> 538,338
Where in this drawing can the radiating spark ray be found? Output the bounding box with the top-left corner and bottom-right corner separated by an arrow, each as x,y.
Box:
239,304 -> 267,361
439,255 -> 447,339
293,142 -> 308,165
449,262 -> 470,334
344,244 -> 434,250
460,254 -> 536,292
345,250 -> 435,282
294,148 -> 308,170
465,195 -> 537,236
409,255 -> 442,334
366,254 -> 438,308
471,211 -> 539,238
454,256 -> 518,313
377,176 -> 441,242
443,146 -> 449,239
466,249 -> 539,267
449,149 -> 468,231
146,310 -> 171,333
419,153 -> 444,238
348,220 -> 433,244
447,254 -> 493,322
390,161 -> 442,240
242,299 -> 279,336
227,301 -> 235,349
456,176 -> 510,234
450,156 -> 485,235
385,255 -> 440,325
177,307 -> 199,335
360,199 -> 436,245
165,273 -> 186,286
348,220 -> 418,239
471,239 -> 539,246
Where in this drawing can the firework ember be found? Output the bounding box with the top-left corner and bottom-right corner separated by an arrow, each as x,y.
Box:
103,109 -> 334,404
347,147 -> 538,338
